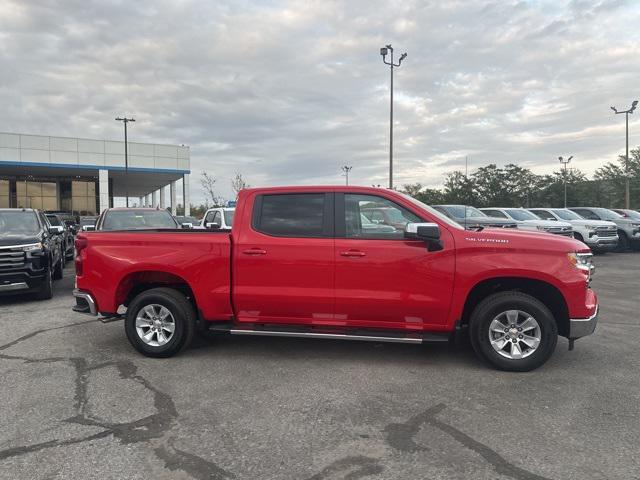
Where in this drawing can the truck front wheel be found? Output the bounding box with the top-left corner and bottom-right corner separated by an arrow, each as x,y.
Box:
125,287 -> 195,358
469,292 -> 558,372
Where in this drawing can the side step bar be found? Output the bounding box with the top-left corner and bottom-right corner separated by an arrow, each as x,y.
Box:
208,325 -> 449,344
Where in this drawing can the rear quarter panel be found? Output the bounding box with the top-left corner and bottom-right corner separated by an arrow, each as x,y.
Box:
76,231 -> 232,319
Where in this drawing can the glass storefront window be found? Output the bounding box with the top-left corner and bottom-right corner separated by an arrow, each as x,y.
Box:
0,180 -> 9,208
16,181 -> 57,210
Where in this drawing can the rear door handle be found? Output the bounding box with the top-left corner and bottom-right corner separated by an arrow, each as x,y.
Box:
340,250 -> 366,257
242,248 -> 267,255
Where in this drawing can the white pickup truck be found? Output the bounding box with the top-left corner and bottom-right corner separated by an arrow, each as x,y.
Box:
528,208 -> 618,252
480,208 -> 573,237
201,207 -> 235,230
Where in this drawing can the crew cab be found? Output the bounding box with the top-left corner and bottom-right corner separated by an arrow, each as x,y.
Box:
46,213 -> 75,261
0,208 -> 65,299
72,186 -> 599,371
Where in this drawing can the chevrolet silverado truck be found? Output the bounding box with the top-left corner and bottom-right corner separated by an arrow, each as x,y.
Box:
72,186 -> 599,371
0,208 -> 65,299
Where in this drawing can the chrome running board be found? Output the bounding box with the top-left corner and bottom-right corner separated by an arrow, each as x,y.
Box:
220,328 -> 450,344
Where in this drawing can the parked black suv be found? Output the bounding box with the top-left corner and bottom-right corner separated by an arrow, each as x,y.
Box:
0,208 -> 65,300
46,213 -> 75,261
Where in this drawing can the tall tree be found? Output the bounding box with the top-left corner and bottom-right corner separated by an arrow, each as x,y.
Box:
442,171 -> 478,205
200,172 -> 217,207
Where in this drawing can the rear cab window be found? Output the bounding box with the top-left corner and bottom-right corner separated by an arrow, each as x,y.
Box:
252,193 -> 333,237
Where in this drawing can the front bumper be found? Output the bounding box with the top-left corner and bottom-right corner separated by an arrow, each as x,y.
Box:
73,289 -> 97,316
569,305 -> 598,339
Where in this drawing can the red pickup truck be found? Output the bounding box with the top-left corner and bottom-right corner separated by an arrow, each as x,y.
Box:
73,186 -> 598,371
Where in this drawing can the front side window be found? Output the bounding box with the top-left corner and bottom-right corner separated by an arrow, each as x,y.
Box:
572,209 -> 598,220
224,210 -> 235,226
552,209 -> 581,221
345,194 -> 421,240
504,209 -> 538,221
483,209 -> 508,219
46,215 -> 62,226
255,193 -> 327,237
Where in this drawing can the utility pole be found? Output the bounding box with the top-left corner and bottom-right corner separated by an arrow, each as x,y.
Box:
380,44 -> 407,190
115,116 -> 135,207
341,165 -> 353,185
611,101 -> 638,209
558,156 -> 573,208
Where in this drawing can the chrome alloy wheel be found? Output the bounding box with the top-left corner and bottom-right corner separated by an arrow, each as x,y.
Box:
488,310 -> 541,360
135,304 -> 176,347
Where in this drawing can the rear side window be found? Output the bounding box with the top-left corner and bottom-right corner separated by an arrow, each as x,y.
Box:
253,193 -> 330,237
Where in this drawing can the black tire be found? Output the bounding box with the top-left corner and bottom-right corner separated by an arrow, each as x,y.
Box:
35,267 -> 53,300
616,231 -> 629,252
125,287 -> 196,358
52,251 -> 64,280
469,291 -> 558,372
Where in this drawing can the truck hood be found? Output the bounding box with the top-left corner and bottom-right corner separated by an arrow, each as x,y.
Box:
454,216 -> 516,226
568,219 -> 617,228
458,226 -> 586,252
0,234 -> 42,247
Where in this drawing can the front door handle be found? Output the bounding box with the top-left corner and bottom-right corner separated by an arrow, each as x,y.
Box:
340,250 -> 366,257
242,248 -> 267,255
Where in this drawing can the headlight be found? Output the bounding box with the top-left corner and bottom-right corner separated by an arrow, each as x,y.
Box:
567,252 -> 594,275
21,243 -> 43,252
631,223 -> 640,228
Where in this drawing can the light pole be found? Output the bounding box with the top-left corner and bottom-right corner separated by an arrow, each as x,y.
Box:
115,116 -> 135,207
611,101 -> 638,209
380,44 -> 407,190
341,165 -> 353,185
558,156 -> 573,208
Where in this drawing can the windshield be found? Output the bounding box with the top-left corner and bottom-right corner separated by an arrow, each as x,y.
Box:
46,215 -> 62,226
102,210 -> 178,230
552,209 -> 582,220
442,205 -> 486,218
622,210 -> 640,220
592,208 -> 623,220
0,211 -> 40,235
223,210 -> 235,226
398,194 -> 464,230
505,209 -> 538,221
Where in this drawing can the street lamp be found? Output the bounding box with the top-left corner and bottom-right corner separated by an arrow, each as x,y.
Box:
115,116 -> 135,207
380,44 -> 407,190
558,155 -> 573,208
341,165 -> 353,185
611,100 -> 638,209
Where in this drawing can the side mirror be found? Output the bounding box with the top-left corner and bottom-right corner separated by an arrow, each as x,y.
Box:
83,225 -> 95,231
206,222 -> 220,230
49,225 -> 64,234
405,223 -> 443,251
181,222 -> 193,229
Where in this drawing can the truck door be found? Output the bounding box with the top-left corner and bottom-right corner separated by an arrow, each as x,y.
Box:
233,192 -> 335,325
333,192 -> 455,330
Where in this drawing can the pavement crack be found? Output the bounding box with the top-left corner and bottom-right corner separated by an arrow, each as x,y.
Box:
306,455 -> 384,480
155,439 -> 236,480
384,404 -> 552,480
0,319 -> 99,352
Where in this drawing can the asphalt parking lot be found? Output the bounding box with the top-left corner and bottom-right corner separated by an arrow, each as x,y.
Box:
0,254 -> 639,480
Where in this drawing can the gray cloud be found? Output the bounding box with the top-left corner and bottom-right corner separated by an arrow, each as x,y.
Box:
1,0 -> 639,203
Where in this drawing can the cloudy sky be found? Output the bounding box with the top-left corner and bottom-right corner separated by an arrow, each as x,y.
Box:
1,0 -> 639,203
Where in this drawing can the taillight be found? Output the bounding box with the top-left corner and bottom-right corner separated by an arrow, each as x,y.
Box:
75,236 -> 88,276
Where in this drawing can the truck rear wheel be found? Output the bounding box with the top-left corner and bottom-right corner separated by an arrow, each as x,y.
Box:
469,291 -> 557,372
125,287 -> 195,358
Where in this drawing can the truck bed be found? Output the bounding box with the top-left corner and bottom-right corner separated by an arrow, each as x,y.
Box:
77,230 -> 233,319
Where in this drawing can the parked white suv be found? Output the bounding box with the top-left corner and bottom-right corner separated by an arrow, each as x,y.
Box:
528,208 -> 618,252
569,207 -> 640,251
201,207 -> 235,230
480,208 -> 573,237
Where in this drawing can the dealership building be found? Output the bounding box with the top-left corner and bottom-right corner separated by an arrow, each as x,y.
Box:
0,132 -> 190,216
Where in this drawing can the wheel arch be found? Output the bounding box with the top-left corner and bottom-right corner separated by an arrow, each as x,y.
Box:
115,270 -> 196,312
461,277 -> 570,337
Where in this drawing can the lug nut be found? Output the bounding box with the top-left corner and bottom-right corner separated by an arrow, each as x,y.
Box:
519,335 -> 523,339
517,327 -> 522,331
